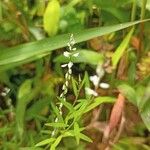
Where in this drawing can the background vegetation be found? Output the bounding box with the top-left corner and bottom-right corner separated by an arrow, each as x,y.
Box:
0,0 -> 150,150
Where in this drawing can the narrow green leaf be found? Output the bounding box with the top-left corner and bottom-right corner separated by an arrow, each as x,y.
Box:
139,84 -> 150,131
26,98 -> 50,120
50,102 -> 64,122
79,72 -> 87,90
118,84 -> 137,105
128,51 -> 137,85
112,27 -> 134,68
84,72 -> 90,99
63,131 -> 74,137
57,97 -> 74,112
51,135 -> 62,150
66,100 -> 88,122
72,77 -> 78,97
79,133 -> 92,143
140,101 -> 150,131
0,20 -> 149,71
17,80 -> 32,100
45,122 -> 68,128
84,97 -> 115,113
74,99 -> 87,110
35,138 -> 55,147
139,84 -> 150,111
74,122 -> 80,145
0,1 -> 2,21
16,80 -> 32,138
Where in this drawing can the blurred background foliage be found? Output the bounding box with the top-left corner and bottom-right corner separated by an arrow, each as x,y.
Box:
0,0 -> 150,150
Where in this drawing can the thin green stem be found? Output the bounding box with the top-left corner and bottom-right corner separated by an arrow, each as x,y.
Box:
140,0 -> 147,20
131,0 -> 137,21
139,0 -> 147,57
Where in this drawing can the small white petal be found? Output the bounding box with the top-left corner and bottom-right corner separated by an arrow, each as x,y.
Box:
64,89 -> 68,94
90,75 -> 100,87
59,103 -> 63,108
61,64 -> 68,67
65,72 -> 70,79
68,74 -> 71,80
99,83 -> 110,89
1,92 -> 7,97
62,85 -> 66,90
4,87 -> 10,93
96,64 -> 105,80
72,48 -> 77,51
67,42 -> 71,47
85,87 -> 98,96
70,39 -> 75,45
73,53 -> 79,57
55,118 -> 58,122
68,69 -> 72,74
68,46 -> 72,51
65,81 -> 69,86
63,51 -> 70,57
68,62 -> 73,68
59,111 -> 62,115
60,93 -> 63,98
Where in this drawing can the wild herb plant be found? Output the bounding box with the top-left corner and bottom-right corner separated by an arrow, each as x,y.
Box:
0,0 -> 150,150
35,34 -> 114,150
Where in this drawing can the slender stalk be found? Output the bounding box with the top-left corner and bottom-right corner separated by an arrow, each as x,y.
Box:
141,0 -> 147,20
131,0 -> 137,21
139,0 -> 147,57
51,34 -> 79,137
0,1 -> 2,21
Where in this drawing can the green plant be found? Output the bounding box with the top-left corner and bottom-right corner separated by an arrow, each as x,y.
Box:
0,1 -> 150,150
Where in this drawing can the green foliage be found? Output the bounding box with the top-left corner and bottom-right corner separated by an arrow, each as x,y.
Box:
112,27 -> 134,68
118,82 -> 150,131
43,0 -> 60,36
0,0 -> 150,149
0,20 -> 148,71
36,75 -> 115,149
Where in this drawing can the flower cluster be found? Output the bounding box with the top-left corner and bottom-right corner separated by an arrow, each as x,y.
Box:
1,87 -> 10,97
51,34 -> 79,136
85,64 -> 110,97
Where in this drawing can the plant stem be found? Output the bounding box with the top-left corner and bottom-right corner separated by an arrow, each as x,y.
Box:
139,0 -> 147,57
131,0 -> 137,21
141,0 -> 147,20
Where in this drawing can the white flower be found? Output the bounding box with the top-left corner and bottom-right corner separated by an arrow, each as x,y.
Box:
63,51 -> 70,57
60,93 -> 63,98
68,74 -> 71,80
70,40 -> 75,46
67,42 -> 72,50
61,64 -> 68,68
96,64 -> 105,81
4,87 -> 10,93
67,42 -> 71,47
65,81 -> 69,87
85,87 -> 98,96
1,87 -> 10,97
73,52 -> 79,57
59,103 -> 63,109
62,85 -> 66,90
70,34 -> 75,46
90,75 -> 100,87
68,68 -> 72,74
1,92 -> 7,97
68,62 -> 73,68
99,83 -> 110,89
65,72 -> 69,79
72,48 -> 77,51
